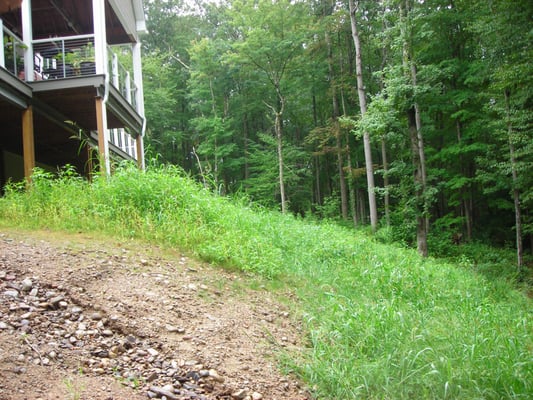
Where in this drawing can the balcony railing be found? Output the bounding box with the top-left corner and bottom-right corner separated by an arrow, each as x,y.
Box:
1,21 -> 26,77
110,128 -> 137,159
30,35 -> 138,112
33,35 -> 95,79
108,45 -> 138,110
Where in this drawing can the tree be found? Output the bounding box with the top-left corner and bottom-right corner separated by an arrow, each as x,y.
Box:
348,0 -> 378,232
227,0 -> 310,213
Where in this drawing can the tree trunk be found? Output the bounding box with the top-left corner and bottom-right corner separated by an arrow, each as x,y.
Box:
326,30 -> 349,220
349,0 -> 378,232
407,108 -> 428,256
346,132 -> 358,227
275,109 -> 286,213
456,119 -> 472,241
504,89 -> 523,275
381,138 -> 390,226
266,82 -> 287,214
401,0 -> 428,256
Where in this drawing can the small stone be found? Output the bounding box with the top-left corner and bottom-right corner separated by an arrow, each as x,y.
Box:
208,369 -> 224,383
71,306 -> 83,314
91,312 -> 103,320
149,386 -> 177,400
146,371 -> 159,382
252,392 -> 263,400
21,278 -> 33,292
49,295 -> 64,307
3,290 -> 18,298
20,325 -> 31,334
0,322 -> 9,329
165,324 -> 180,333
13,366 -> 26,374
147,348 -> 159,357
20,312 -> 32,320
102,329 -> 113,337
231,389 -> 248,399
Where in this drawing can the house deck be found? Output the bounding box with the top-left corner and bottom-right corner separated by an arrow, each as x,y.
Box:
0,0 -> 146,189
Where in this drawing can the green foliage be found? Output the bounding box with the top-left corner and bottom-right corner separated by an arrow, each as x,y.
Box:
1,167 -> 531,399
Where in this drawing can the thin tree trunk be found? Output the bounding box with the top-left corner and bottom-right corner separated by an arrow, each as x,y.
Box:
349,0 -> 378,232
401,0 -> 428,256
275,109 -> 286,213
314,155 -> 321,207
407,108 -> 428,256
378,34 -> 390,227
243,113 -> 250,181
265,83 -> 287,213
326,30 -> 348,219
504,89 -> 523,275
410,63 -> 429,235
456,119 -> 472,240
346,132 -> 358,227
381,138 -> 390,226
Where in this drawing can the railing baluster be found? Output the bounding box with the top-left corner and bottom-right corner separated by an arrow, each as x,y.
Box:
0,19 -> 5,68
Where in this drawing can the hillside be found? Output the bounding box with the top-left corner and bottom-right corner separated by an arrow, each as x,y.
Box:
0,165 -> 531,399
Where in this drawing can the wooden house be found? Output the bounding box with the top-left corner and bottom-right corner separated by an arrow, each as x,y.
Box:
0,0 -> 146,189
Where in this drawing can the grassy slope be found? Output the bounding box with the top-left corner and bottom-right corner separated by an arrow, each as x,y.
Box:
1,165 -> 531,399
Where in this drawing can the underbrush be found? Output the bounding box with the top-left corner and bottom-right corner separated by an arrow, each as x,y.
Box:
1,164 -> 531,399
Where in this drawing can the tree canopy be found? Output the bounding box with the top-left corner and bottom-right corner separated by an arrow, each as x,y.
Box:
142,0 -> 533,270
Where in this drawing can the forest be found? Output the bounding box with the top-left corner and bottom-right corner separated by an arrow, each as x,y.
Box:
141,0 -> 532,271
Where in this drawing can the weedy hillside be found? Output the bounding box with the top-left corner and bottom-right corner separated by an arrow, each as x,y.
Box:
1,164 -> 531,399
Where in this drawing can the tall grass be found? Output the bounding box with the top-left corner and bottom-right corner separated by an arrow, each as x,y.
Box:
1,164 -> 531,399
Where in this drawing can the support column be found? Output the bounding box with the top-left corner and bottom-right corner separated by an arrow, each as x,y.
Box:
22,0 -> 34,81
92,0 -> 107,75
136,135 -> 144,170
95,97 -> 110,176
22,106 -> 35,183
132,42 -> 145,116
132,42 -> 145,171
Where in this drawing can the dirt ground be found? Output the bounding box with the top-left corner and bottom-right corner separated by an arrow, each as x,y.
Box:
0,229 -> 311,400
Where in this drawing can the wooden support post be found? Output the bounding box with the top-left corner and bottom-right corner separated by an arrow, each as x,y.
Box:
95,97 -> 109,176
22,105 -> 35,184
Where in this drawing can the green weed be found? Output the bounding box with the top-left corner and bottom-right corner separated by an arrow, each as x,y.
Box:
1,164 -> 531,399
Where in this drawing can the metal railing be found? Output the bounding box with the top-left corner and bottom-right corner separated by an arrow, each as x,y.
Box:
32,36 -> 138,112
33,34 -> 95,79
1,21 -> 26,77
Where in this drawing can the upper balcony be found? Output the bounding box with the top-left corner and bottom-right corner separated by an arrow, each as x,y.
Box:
0,0 -> 146,172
